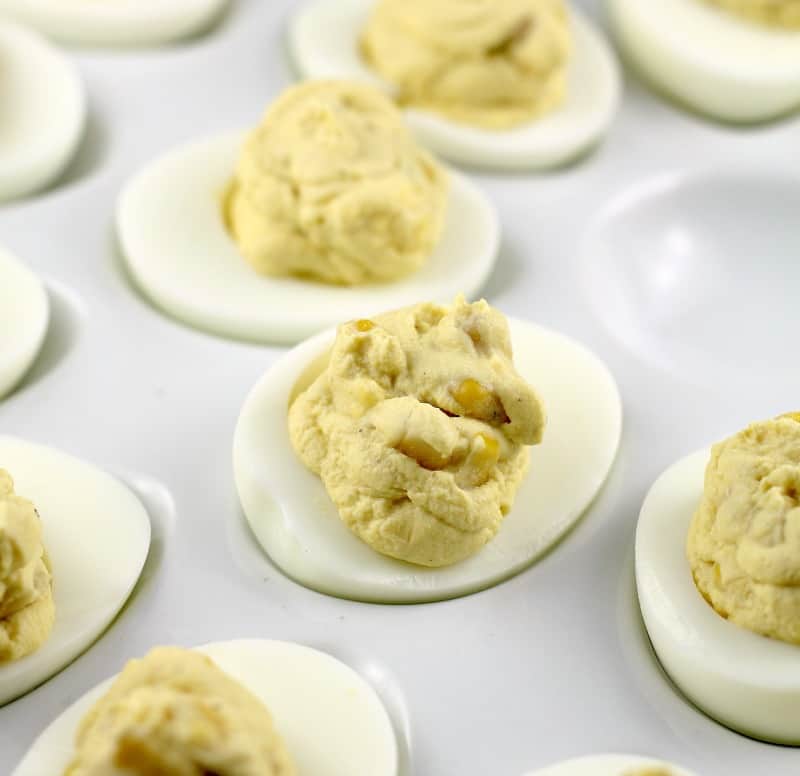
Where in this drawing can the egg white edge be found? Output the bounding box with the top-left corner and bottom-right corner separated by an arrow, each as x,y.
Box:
117,131 -> 499,345
0,0 -> 231,47
523,753 -> 701,776
608,0 -> 800,122
0,437 -> 152,707
233,316 -> 622,604
11,639 -> 399,776
635,447 -> 800,744
288,0 -> 621,170
0,249 -> 49,400
0,20 -> 86,202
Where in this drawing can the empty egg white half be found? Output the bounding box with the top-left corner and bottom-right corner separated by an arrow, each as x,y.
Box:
0,20 -> 85,203
0,0 -> 231,47
0,437 -> 151,706
0,249 -> 49,400
117,131 -> 499,345
609,0 -> 800,122
234,317 -> 622,603
12,639 -> 398,776
523,754 -> 701,776
288,0 -> 621,170
636,448 -> 800,744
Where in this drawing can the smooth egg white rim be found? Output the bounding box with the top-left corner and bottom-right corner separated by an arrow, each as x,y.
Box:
0,436 -> 152,707
0,19 -> 86,202
0,0 -> 232,47
11,639 -> 399,776
0,249 -> 49,401
288,0 -> 621,170
117,131 -> 499,345
233,317 -> 622,604
523,753 -> 701,776
609,0 -> 800,82
636,448 -> 800,743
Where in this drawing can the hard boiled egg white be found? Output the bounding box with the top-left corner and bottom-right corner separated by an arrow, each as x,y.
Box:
523,754 -> 701,776
609,0 -> 800,122
289,0 -> 620,170
118,131 -> 499,345
234,317 -> 622,604
0,20 -> 85,203
12,639 -> 398,776
0,437 -> 151,706
0,0 -> 231,47
0,249 -> 49,400
636,448 -> 800,744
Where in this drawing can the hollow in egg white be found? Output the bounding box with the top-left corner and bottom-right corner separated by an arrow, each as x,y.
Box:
0,437 -> 151,706
0,20 -> 85,203
636,440 -> 800,744
289,0 -> 620,169
234,311 -> 621,603
12,639 -> 399,776
609,0 -> 800,122
0,248 -> 49,400
0,0 -> 231,47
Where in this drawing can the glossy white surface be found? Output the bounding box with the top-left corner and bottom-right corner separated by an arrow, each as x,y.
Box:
636,448 -> 800,744
234,318 -> 622,603
0,20 -> 85,202
12,639 -> 398,776
118,132 -> 499,344
583,170 -> 800,389
609,0 -> 800,122
0,0 -> 231,47
0,249 -> 49,400
0,437 -> 151,706
524,753 -> 699,776
289,0 -> 621,169
1,2 -> 799,774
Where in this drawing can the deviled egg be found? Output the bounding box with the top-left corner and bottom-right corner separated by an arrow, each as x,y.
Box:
636,414 -> 800,744
609,0 -> 800,122
0,248 -> 49,400
0,20 -> 85,203
523,754 -> 700,776
0,437 -> 151,705
13,640 -> 398,776
289,0 -> 620,169
234,297 -> 621,603
0,0 -> 231,47
118,80 -> 498,344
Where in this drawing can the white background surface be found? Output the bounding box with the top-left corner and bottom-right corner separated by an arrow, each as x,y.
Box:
0,1 -> 798,774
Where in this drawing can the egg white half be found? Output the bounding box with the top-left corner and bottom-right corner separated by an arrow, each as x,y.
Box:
118,131 -> 499,345
234,317 -> 622,604
0,437 -> 151,706
288,0 -> 620,170
0,249 -> 49,400
0,0 -> 231,47
0,20 -> 85,203
609,0 -> 800,122
636,448 -> 800,744
12,639 -> 398,776
523,754 -> 700,776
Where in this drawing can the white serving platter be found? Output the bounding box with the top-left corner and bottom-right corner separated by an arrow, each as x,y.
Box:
0,1 -> 798,775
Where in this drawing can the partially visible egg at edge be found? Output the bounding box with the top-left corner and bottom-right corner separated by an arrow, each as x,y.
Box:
636,447 -> 800,745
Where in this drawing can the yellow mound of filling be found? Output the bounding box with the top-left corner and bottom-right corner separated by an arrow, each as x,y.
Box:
64,647 -> 295,776
688,413 -> 800,644
705,0 -> 800,28
289,297 -> 545,567
0,469 -> 54,664
361,0 -> 571,128
227,80 -> 448,285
